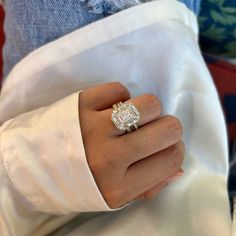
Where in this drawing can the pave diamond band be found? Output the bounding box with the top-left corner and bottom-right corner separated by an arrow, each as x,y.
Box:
111,101 -> 141,132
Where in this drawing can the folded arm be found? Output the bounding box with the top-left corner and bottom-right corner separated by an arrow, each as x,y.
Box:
0,92 -> 111,236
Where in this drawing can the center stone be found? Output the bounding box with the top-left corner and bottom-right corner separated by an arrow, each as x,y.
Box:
119,111 -> 132,122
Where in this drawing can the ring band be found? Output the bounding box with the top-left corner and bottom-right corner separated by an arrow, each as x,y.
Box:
111,101 -> 141,132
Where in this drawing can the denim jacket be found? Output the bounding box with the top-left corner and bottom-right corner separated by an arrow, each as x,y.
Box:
1,0 -> 201,77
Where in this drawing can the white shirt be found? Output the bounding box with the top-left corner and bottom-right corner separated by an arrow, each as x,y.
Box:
0,0 -> 233,235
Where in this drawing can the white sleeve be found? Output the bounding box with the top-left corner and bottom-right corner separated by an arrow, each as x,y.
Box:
0,91 -> 115,235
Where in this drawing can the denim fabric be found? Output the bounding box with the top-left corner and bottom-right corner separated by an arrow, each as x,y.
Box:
179,0 -> 201,15
3,0 -> 201,77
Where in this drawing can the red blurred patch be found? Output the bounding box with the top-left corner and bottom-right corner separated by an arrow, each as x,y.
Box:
0,6 -> 4,84
206,54 -> 236,143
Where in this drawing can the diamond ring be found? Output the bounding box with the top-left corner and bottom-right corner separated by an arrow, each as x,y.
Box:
111,101 -> 141,132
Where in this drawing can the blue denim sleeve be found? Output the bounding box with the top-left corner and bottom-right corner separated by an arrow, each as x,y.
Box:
178,0 -> 201,15
2,0 -> 201,77
87,0 -> 201,16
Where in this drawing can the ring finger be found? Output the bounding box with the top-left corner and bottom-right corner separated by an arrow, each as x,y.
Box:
99,93 -> 162,136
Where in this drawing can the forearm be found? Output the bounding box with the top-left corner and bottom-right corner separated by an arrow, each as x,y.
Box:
0,92 -> 112,236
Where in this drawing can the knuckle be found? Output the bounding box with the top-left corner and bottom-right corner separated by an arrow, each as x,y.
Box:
89,156 -> 116,174
143,93 -> 159,105
170,142 -> 185,169
87,150 -> 107,173
142,94 -> 162,115
111,82 -> 130,99
88,144 -> 125,174
143,191 -> 156,200
87,158 -> 101,175
103,186 -> 125,209
103,156 -> 120,170
178,141 -> 185,155
141,193 -> 149,200
143,93 -> 158,103
165,115 -> 183,140
125,139 -> 143,157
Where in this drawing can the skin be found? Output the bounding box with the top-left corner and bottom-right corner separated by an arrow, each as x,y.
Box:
79,82 -> 184,209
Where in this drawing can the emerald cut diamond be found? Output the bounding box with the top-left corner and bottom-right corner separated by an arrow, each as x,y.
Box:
111,102 -> 141,131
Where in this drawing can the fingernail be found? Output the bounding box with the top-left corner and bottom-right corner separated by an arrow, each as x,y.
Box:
166,169 -> 184,183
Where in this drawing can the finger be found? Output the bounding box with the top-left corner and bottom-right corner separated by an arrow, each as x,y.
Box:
116,115 -> 183,165
134,181 -> 168,200
124,142 -> 185,201
100,93 -> 162,136
134,169 -> 184,200
80,82 -> 130,111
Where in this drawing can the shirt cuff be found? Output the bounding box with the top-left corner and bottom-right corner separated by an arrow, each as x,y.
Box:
1,91 -> 122,214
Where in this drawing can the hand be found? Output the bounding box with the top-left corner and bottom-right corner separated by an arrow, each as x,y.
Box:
79,82 -> 184,209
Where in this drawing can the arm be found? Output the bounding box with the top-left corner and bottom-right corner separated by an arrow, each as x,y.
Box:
0,91 -> 111,236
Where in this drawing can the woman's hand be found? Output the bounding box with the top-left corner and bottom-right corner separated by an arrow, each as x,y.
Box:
79,82 -> 184,209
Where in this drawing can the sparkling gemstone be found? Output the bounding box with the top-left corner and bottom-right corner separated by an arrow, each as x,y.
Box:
119,111 -> 132,122
111,102 -> 141,131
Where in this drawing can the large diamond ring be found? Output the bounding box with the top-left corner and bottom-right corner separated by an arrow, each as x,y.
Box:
111,101 -> 141,132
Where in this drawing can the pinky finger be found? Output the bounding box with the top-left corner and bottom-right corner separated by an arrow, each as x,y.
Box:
134,181 -> 169,200
134,169 -> 184,200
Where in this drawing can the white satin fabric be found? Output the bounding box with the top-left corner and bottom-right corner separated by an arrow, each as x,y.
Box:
0,0 -> 233,235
